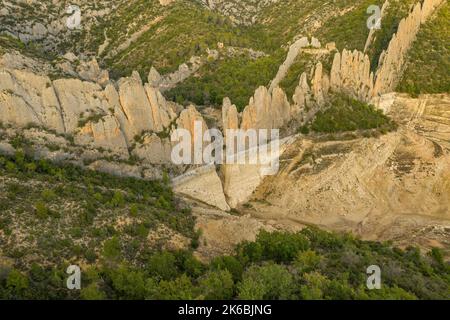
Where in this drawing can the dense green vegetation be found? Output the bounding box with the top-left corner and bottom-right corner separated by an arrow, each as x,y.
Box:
6,0 -> 426,111
75,0 -> 285,109
5,0 -> 443,112
1,0 -> 449,300
165,50 -> 284,111
279,53 -> 315,103
366,0 -> 418,69
1,151 -> 447,300
397,2 -> 450,96
316,0 -> 384,53
299,95 -> 397,134
0,149 -> 196,286
93,0 -> 268,78
249,0 -> 325,51
1,223 -> 448,299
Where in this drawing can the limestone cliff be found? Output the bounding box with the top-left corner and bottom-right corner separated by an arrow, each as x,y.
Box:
239,61 -> 327,132
327,0 -> 444,101
373,0 -> 445,96
0,56 -> 191,164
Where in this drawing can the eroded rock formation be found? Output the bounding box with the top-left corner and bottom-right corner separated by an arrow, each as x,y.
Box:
329,49 -> 373,101
269,37 -> 310,92
373,0 -> 444,96
0,0 -> 444,213
1,62 -> 183,163
328,0 -> 444,101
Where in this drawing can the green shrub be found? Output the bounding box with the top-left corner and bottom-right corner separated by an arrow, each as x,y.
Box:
303,95 -> 397,134
102,237 -> 121,261
238,230 -> 310,263
147,251 -> 178,280
35,201 -> 49,219
238,263 -> 295,300
397,2 -> 450,95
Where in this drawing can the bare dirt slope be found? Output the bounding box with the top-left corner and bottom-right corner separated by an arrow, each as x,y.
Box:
192,94 -> 450,259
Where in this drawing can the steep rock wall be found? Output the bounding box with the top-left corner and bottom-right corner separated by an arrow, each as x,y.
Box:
0,63 -> 186,162
373,0 -> 444,95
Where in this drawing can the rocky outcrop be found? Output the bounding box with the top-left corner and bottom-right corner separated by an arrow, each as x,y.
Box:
148,67 -> 162,87
53,78 -> 110,133
145,84 -> 177,132
1,1 -> 117,51
373,0 -> 444,96
76,114 -> 128,155
421,0 -> 444,23
311,62 -> 329,106
132,133 -> 172,164
0,0 -> 445,214
173,165 -> 231,211
0,58 -> 196,166
222,97 -> 239,132
269,37 -> 310,92
221,162 -> 267,209
310,37 -> 321,48
292,72 -> 312,117
159,0 -> 175,6
221,135 -> 295,208
176,105 -> 209,143
271,87 -> 292,129
241,86 -> 272,130
76,58 -> 110,87
308,0 -> 445,103
117,71 -> 158,137
323,0 -> 444,103
239,61 -> 327,132
0,69 -> 65,133
241,85 -> 296,131
149,56 -> 204,91
215,0 -> 444,209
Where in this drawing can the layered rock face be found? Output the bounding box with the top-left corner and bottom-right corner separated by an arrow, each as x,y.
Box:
247,94 -> 450,250
330,50 -> 373,102
239,61 -> 328,133
373,0 -> 444,95
0,68 -> 65,133
327,0 -> 444,101
1,0 -> 121,50
222,98 -> 239,133
268,37 -> 310,92
220,135 -> 294,208
0,52 -> 235,210
172,165 -> 231,211
0,62 -> 179,161
76,58 -> 110,87
241,86 -> 291,131
148,56 -> 204,92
